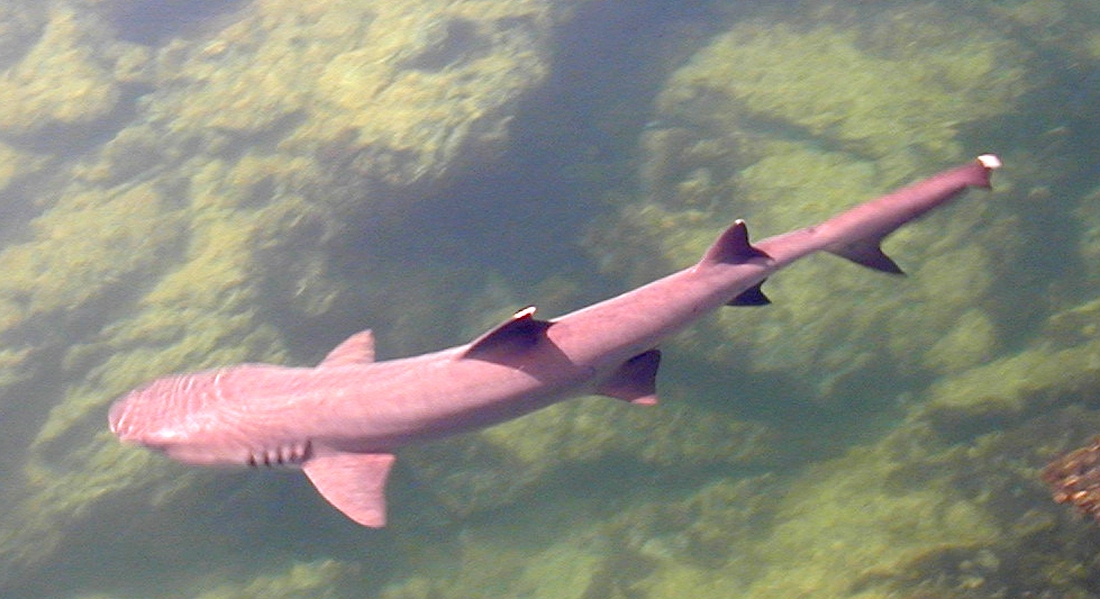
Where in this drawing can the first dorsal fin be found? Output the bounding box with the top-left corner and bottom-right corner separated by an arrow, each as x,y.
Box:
319,330 -> 376,367
700,220 -> 770,265
461,306 -> 553,361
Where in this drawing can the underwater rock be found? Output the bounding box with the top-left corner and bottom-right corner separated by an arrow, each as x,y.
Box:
737,433 -> 999,599
139,0 -> 551,204
656,16 -> 1022,162
921,310 -> 1100,444
187,559 -> 359,599
989,0 -> 1100,61
0,7 -> 122,138
403,394 -> 780,520
921,307 -> 998,376
1072,184 -> 1100,291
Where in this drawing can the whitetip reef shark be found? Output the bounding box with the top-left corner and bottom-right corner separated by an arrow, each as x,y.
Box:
109,154 -> 1001,526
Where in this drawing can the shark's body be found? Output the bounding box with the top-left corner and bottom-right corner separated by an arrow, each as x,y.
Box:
110,155 -> 1000,526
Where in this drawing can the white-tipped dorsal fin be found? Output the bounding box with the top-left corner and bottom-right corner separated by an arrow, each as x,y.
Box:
461,306 -> 553,362
319,329 -> 376,367
302,450 -> 394,527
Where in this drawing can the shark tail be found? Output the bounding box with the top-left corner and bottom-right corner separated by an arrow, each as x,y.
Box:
821,154 -> 1001,275
698,155 -> 1000,305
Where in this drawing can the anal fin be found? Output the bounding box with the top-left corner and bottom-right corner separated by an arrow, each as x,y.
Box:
827,241 -> 904,274
596,349 -> 661,405
727,281 -> 770,306
302,451 -> 394,527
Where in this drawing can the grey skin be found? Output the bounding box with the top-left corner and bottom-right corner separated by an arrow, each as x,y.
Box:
109,155 -> 1000,527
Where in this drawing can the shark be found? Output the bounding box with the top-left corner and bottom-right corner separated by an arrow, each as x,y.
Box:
109,154 -> 1000,527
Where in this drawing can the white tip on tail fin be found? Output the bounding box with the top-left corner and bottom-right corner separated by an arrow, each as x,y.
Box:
302,451 -> 394,527
977,154 -> 1002,170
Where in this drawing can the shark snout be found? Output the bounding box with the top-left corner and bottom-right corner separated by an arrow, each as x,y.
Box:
107,395 -> 134,438
107,391 -> 164,445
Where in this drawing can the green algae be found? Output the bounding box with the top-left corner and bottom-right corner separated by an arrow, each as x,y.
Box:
2,181 -> 185,314
990,0 -> 1100,61
0,7 -> 121,136
922,308 -> 998,374
404,394 -> 779,518
189,560 -> 359,599
660,18 -> 1023,161
148,0 -> 550,191
383,407 -> 1050,599
741,441 -> 999,598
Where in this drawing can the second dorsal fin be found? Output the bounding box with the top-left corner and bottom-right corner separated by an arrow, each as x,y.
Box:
700,220 -> 770,266
461,306 -> 552,361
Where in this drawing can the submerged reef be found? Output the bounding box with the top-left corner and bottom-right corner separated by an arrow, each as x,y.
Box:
0,7 -> 122,138
659,20 -> 1021,161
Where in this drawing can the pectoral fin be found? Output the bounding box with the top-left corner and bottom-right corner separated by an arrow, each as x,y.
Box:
596,349 -> 661,405
302,451 -> 394,527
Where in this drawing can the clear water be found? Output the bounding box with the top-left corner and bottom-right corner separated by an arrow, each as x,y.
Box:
0,0 -> 1098,597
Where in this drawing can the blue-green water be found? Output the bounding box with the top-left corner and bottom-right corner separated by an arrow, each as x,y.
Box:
1,0 -> 1099,597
